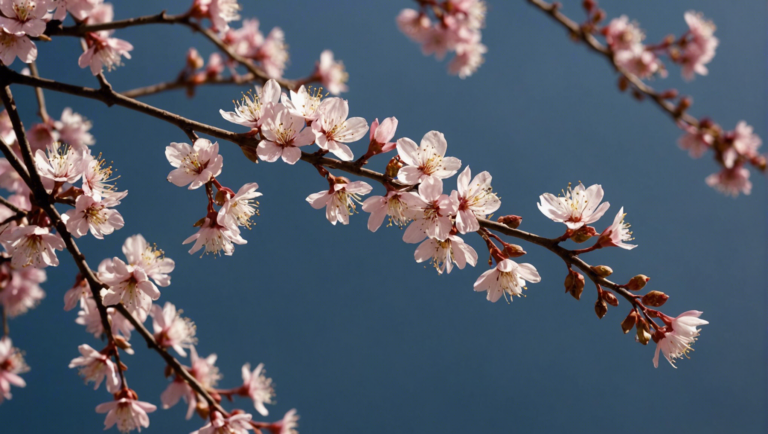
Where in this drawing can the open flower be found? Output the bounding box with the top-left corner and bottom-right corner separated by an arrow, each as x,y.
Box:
0,336 -> 28,404
401,177 -> 457,243
34,142 -> 85,185
361,190 -> 409,232
452,166 -> 500,233
192,411 -> 253,434
537,182 -> 610,230
315,50 -> 348,95
311,98 -> 368,161
677,124 -> 713,158
81,152 -> 128,202
705,166 -> 752,197
653,311 -> 708,368
208,0 -> 241,32
396,131 -> 461,185
680,11 -> 718,81
166,139 -> 223,190
0,0 -> 49,37
2,225 -> 65,268
306,180 -> 372,225
0,265 -> 46,317
0,28 -> 36,65
240,362 -> 274,416
68,344 -> 121,393
95,389 -> 156,433
220,79 -> 281,128
78,34 -> 134,75
184,213 -> 247,256
151,302 -> 197,357
56,107 -> 95,151
161,346 -> 220,419
281,85 -> 325,122
414,234 -> 478,274
51,0 -> 99,21
254,27 -> 288,79
597,207 -> 636,250
258,107 -> 315,164
62,194 -> 125,239
722,121 -> 762,168
473,259 -> 541,302
220,183 -> 261,229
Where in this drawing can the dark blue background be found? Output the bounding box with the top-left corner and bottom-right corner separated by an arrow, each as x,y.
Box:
1,0 -> 765,432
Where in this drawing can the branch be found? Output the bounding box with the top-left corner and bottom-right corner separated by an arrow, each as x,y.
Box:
121,74 -> 255,99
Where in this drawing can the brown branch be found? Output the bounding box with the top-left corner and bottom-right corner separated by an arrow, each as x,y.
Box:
0,195 -> 24,214
121,74 -> 255,99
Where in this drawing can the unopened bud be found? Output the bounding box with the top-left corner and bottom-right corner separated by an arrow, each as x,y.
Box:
570,226 -> 597,243
675,97 -> 692,116
215,189 -> 228,206
620,310 -> 638,334
497,215 -> 522,229
564,270 -> 585,300
591,265 -> 613,277
641,290 -> 669,307
752,155 -> 767,172
632,89 -> 645,101
582,0 -> 595,12
186,48 -> 204,70
592,9 -> 605,23
240,145 -> 259,164
502,242 -> 526,258
196,400 -> 210,420
659,89 -> 678,99
636,319 -> 651,345
626,275 -> 649,291
385,157 -> 403,178
113,336 -> 132,351
618,76 -> 629,92
601,290 -> 619,307
594,299 -> 608,319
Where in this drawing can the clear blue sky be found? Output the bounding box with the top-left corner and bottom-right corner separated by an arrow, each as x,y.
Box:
1,0 -> 765,432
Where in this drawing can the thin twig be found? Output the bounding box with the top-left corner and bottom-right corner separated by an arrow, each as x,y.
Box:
27,62 -> 49,122
121,74 -> 255,99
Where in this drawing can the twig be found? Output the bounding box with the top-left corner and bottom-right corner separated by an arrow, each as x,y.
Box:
27,62 -> 49,122
121,74 -> 255,99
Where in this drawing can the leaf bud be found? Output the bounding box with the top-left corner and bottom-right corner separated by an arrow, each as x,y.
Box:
564,270 -> 585,300
594,299 -> 608,319
601,290 -> 619,307
626,275 -> 649,291
497,215 -> 522,229
591,265 -> 613,277
502,242 -> 526,258
621,310 -> 638,334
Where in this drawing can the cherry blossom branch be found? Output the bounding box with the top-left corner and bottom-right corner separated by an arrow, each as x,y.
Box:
121,74 -> 254,99
27,62 -> 49,123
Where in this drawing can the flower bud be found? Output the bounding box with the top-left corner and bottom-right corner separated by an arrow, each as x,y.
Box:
564,270 -> 585,300
660,89 -> 678,99
601,290 -> 619,307
497,215 -> 522,229
626,275 -> 649,291
582,0 -> 595,12
215,190 -> 229,206
186,48 -> 204,70
641,290 -> 669,307
618,76 -> 629,92
620,310 -> 638,334
636,318 -> 651,345
591,265 -> 613,277
113,336 -> 132,352
594,299 -> 608,319
570,226 -> 597,243
385,156 -> 403,178
240,145 -> 259,164
196,400 -> 210,420
502,242 -> 526,258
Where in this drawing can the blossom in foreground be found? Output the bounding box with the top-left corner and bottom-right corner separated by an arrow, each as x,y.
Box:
56,108 -> 95,151
705,166 -> 752,197
0,28 -> 36,65
307,180 -> 372,225
151,302 -> 197,357
473,259 -> 541,302
597,207 -> 636,250
0,336 -> 28,404
34,142 -> 85,185
79,34 -> 134,75
0,265 -> 46,317
315,50 -> 348,95
95,390 -> 157,433
281,85 -> 325,122
220,183 -> 261,229
81,152 -> 127,202
677,124 -> 713,158
166,139 -> 223,190
363,117 -> 398,158
415,234 -> 478,274
537,182 -> 610,230
68,344 -> 121,393
258,107 -> 316,164
680,12 -> 718,81
653,311 -> 708,368
2,225 -> 65,268
220,79 -> 281,128
0,0 -> 49,37
401,177 -> 457,243
62,194 -> 125,239
452,166 -> 500,233
184,214 -> 247,256
241,362 -> 274,416
361,190 -> 409,232
192,411 -> 253,434
311,98 -> 368,161
396,131 -> 461,185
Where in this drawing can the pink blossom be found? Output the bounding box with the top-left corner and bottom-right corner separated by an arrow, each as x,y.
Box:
68,343 -> 121,393
76,299 -> 135,341
81,152 -> 128,202
223,18 -> 263,58
62,194 -> 125,239
397,9 -> 431,42
603,15 -> 644,52
420,25 -> 460,60
361,190 -> 409,232
705,166 -> 752,197
448,0 -> 487,31
27,121 -> 57,152
55,108 -> 95,151
473,259 -> 541,302
0,110 -> 15,145
614,45 -> 665,79
0,265 -> 46,317
722,121 -> 762,168
166,138 -> 224,190
95,391 -> 157,433
271,409 -> 299,434
597,207 -> 637,250
677,124 -> 713,158
184,213 -> 247,256
254,27 -> 288,79
0,0 -> 49,37
0,28 -> 36,65
0,336 -> 28,404
161,347 -> 220,419
63,275 -> 89,311
448,41 -> 486,78
415,234 -> 478,274
220,182 -> 261,229
258,107 -> 315,164
78,34 -> 134,75
220,79 -> 281,128
366,117 -> 398,156
2,225 -> 65,268
396,130 -> 461,185
160,377 -> 196,419
193,411 -> 254,434
452,166 -> 500,234
306,180 -> 372,225
680,12 -> 718,81
241,362 -> 274,416
84,1 -> 112,25
281,85 -> 325,122
0,159 -> 25,192
151,302 -> 197,357
401,177 -> 457,243
315,50 -> 348,95
312,98 -> 368,161
205,52 -> 224,78
34,141 -> 85,185
51,0 -> 99,21
653,311 -> 708,368
193,0 -> 241,32
537,182 -> 610,230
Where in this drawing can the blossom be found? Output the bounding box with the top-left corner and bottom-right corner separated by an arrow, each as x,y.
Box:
0,110 -> 15,145
396,9 -> 431,42
361,190 -> 409,232
165,346 -> 220,418
705,166 -> 752,197
306,180 -> 372,225
0,28 -> 36,65
614,45 -> 665,79
27,121 -> 57,152
95,391 -> 157,433
221,79 -> 281,128
365,117 -> 398,157
722,121 -> 762,168
311,98 -> 368,161
2,225 -> 65,268
62,194 -> 125,239
0,159 -> 24,192
63,276 -> 89,311
192,411 -> 253,434
281,85 -> 325,122
183,214 -> 247,256
396,131 -> 461,185
680,12 -> 718,81
257,107 -> 315,164
603,15 -> 644,52
254,27 -> 288,79
537,182 -> 610,230
34,142 -> 84,185
653,311 -> 708,368
448,41 -> 486,79
159,377 -> 196,419
677,124 -> 713,158
240,362 -> 274,416
0,0 -> 49,37
51,0 -> 99,21
401,177 -> 457,243
315,50 -> 348,95
78,34 -> 134,75
55,108 -> 95,151
0,336 -> 28,404
473,259 -> 541,302
222,18 -> 263,58
208,0 -> 241,32
0,265 -> 46,317
597,207 -> 636,250
166,138 -> 223,190
151,302 -> 197,357
272,409 -> 299,434
415,234 -> 478,274
452,166 -> 500,233
448,0 -> 486,30
220,182 -> 261,229
68,344 -> 121,393
76,299 -> 135,340
81,152 -> 127,202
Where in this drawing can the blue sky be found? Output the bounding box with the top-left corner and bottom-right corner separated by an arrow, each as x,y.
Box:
1,0 -> 765,433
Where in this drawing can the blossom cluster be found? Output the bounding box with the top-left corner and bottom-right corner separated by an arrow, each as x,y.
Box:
397,0 -> 487,78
